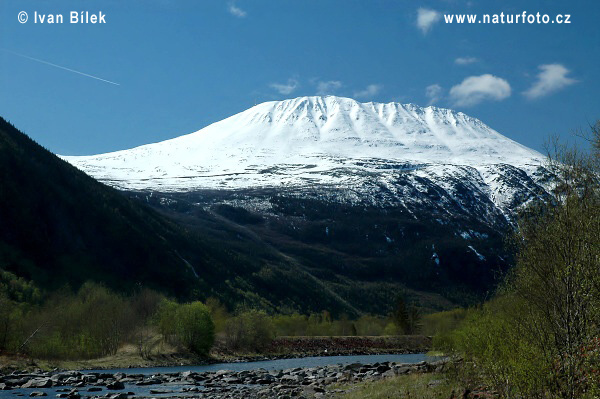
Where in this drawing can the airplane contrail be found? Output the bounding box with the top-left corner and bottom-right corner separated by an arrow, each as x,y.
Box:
1,48 -> 120,86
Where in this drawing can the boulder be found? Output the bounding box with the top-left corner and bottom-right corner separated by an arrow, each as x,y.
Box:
22,378 -> 52,389
67,389 -> 80,399
106,381 -> 125,390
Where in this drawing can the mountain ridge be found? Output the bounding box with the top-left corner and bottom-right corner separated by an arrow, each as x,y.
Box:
62,96 -> 545,197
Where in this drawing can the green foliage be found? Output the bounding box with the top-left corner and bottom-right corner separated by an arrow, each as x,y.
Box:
173,302 -> 215,356
423,308 -> 468,350
447,297 -> 551,398
422,308 -> 467,337
333,372 -> 460,399
130,287 -> 163,357
354,315 -> 387,336
270,312 -> 390,337
230,309 -> 429,341
0,279 -> 217,361
0,270 -> 42,304
582,337 -> 600,398
391,296 -> 421,335
440,124 -> 600,399
0,291 -> 25,351
272,313 -> 312,336
224,309 -> 275,352
382,322 -> 401,336
205,297 -> 230,333
155,298 -> 179,339
23,282 -> 135,359
156,299 -> 215,356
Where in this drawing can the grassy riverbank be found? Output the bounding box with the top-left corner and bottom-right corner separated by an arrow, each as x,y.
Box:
0,343 -> 205,372
0,334 -> 432,372
332,373 -> 461,399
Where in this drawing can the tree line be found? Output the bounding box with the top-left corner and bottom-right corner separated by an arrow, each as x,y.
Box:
428,122 -> 600,399
0,272 -> 426,360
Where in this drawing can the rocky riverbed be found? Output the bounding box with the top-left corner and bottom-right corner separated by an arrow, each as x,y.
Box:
1,359 -> 448,398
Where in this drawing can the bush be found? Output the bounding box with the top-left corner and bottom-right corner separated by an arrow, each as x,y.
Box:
391,296 -> 421,335
156,298 -> 179,341
382,322 -> 400,336
422,308 -> 467,337
272,313 -> 310,336
224,309 -> 274,352
354,315 -> 387,336
447,296 -> 550,398
160,301 -> 215,356
0,291 -> 25,351
205,297 -> 229,334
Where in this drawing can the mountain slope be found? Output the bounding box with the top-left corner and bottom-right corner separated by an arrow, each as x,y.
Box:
4,117 -> 453,314
60,97 -> 553,308
0,117 -> 205,295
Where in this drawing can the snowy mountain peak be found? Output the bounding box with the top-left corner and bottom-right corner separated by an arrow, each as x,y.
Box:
171,96 -> 536,161
62,96 -> 544,194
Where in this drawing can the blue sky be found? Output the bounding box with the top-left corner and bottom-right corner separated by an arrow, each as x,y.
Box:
1,0 -> 599,155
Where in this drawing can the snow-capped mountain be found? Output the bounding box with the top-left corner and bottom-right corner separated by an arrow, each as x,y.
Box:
63,96 -> 548,223
61,96 -> 554,305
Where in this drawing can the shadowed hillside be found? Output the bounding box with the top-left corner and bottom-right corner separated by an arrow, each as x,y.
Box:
2,118 -> 437,315
0,117 -> 204,297
0,118 -> 506,315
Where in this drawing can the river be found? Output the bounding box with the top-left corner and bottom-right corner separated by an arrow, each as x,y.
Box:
9,353 -> 442,398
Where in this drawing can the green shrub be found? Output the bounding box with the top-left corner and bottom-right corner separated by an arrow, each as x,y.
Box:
447,296 -> 550,398
205,297 -> 229,334
225,309 -> 274,352
272,313 -> 309,336
0,291 -> 25,351
0,279 -> 217,360
390,296 -> 421,335
421,308 -> 467,337
354,315 -> 387,336
173,301 -> 215,355
156,298 -> 179,341
382,322 -> 400,336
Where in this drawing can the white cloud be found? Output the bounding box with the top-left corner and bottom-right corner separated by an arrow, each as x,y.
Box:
270,79 -> 299,95
455,57 -> 479,65
425,84 -> 443,105
449,74 -> 511,107
316,80 -> 343,95
353,84 -> 383,99
228,3 -> 247,18
523,64 -> 577,100
417,8 -> 441,34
